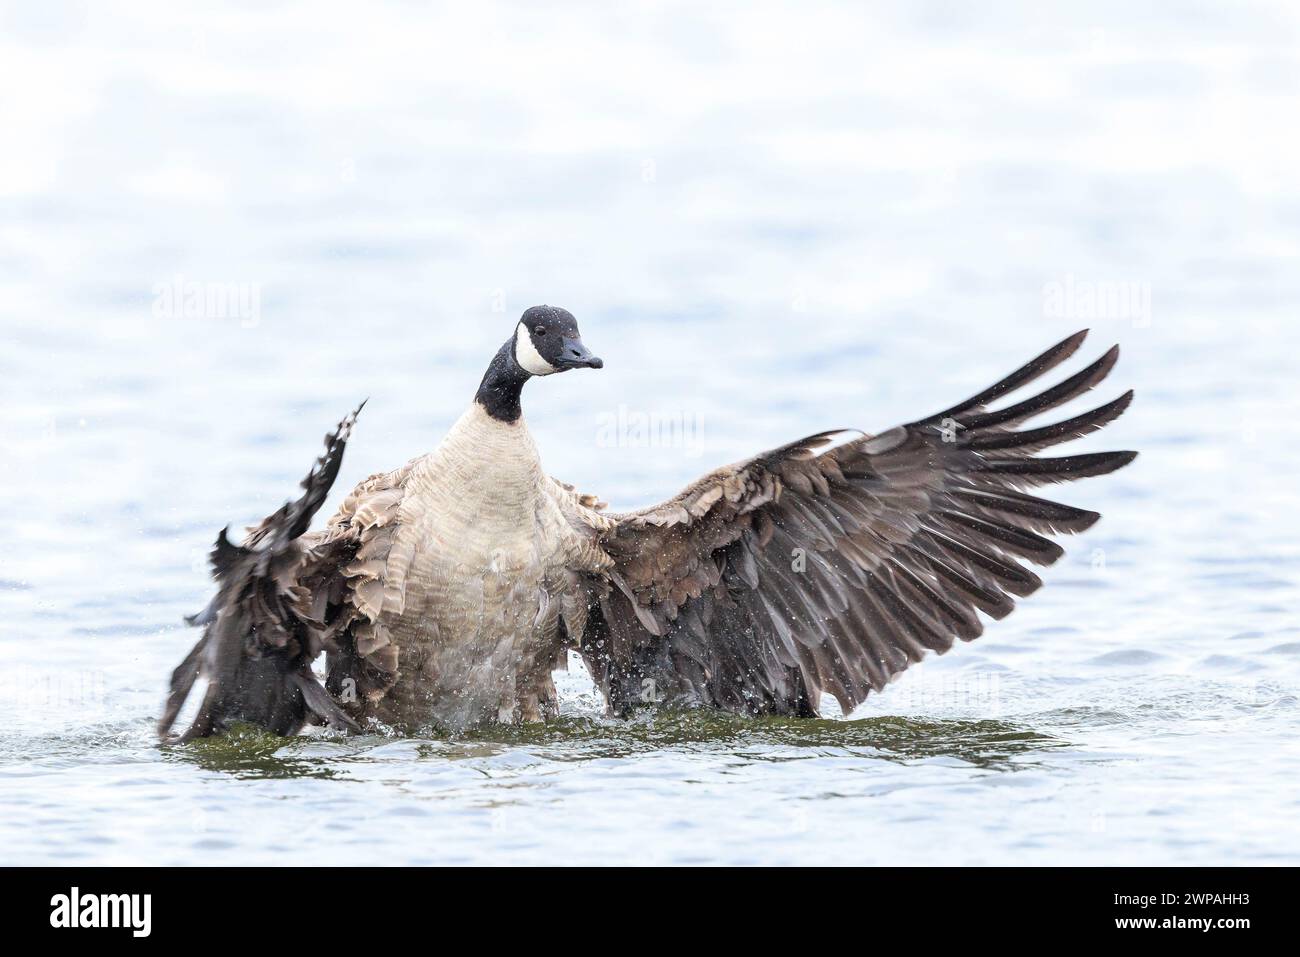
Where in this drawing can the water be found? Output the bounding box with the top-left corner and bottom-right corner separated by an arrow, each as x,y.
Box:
2,2 -> 1298,865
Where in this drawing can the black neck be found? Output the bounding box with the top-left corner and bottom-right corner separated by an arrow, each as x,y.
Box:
474,338 -> 531,422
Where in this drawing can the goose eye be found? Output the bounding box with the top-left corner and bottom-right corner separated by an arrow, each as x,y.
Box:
534,325 -> 546,335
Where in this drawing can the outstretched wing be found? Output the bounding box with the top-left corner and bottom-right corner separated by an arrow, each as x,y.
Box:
580,330 -> 1136,717
159,405 -> 366,742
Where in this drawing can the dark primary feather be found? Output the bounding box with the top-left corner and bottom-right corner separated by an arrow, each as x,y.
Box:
158,404 -> 365,742
580,330 -> 1136,718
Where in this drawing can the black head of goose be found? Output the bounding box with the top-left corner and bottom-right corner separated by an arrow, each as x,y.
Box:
475,305 -> 603,423
160,317 -> 1136,741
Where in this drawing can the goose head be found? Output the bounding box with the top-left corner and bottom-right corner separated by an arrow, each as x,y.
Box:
475,305 -> 603,422
513,305 -> 603,375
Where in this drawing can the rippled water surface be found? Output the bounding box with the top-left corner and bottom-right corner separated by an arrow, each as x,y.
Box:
2,2 -> 1298,865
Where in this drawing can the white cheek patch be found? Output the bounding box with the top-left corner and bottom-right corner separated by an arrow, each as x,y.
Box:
514,323 -> 557,375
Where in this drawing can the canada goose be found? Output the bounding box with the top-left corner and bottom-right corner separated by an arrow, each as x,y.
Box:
160,307 -> 1136,741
